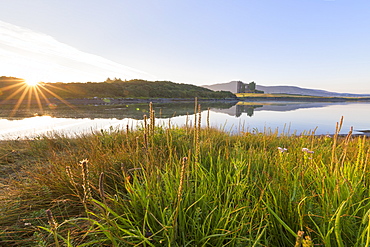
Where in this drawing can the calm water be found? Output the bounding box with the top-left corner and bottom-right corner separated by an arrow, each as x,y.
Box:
1,101 -> 369,140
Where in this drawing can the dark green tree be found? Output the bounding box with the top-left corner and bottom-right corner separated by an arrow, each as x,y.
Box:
248,81 -> 256,91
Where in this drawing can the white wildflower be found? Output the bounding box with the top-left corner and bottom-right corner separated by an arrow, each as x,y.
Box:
278,147 -> 288,153
302,148 -> 314,154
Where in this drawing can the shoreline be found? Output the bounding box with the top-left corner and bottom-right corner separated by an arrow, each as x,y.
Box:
2,94 -> 370,106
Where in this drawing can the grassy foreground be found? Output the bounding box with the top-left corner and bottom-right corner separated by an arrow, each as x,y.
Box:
1,110 -> 370,246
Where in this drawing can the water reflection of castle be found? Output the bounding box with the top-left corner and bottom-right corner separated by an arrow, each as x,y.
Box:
212,102 -> 335,118
235,105 -> 263,117
213,104 -> 263,117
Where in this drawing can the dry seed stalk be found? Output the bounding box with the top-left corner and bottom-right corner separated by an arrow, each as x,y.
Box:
185,112 -> 189,130
207,107 -> 210,129
193,98 -> 198,130
194,97 -> 198,121
331,116 -> 344,171
294,230 -> 304,247
302,235 -> 313,247
46,209 -> 60,247
143,115 -> 148,149
197,104 -> 201,131
193,99 -> 199,163
195,104 -> 201,164
99,172 -> 105,201
294,231 -> 313,247
46,209 -> 57,229
143,114 -> 148,130
172,157 -> 188,243
149,102 -> 155,135
340,126 -> 353,167
65,166 -> 75,185
177,157 -> 188,202
65,165 -> 83,200
355,136 -> 366,171
80,159 -> 91,204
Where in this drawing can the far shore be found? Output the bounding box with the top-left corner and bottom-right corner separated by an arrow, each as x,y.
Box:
3,94 -> 370,106
236,95 -> 370,102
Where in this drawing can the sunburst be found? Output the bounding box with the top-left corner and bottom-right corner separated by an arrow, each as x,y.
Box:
0,77 -> 76,117
24,79 -> 41,87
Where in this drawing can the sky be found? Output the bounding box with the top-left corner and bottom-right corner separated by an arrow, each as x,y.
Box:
0,0 -> 370,93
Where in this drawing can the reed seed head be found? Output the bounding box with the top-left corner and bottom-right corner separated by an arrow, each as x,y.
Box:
65,166 -> 75,185
302,235 -> 313,247
99,172 -> 105,199
46,209 -> 57,229
79,159 -> 91,203
294,230 -> 304,247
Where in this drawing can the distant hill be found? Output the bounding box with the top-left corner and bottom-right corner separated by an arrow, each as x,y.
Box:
0,76 -> 236,100
203,81 -> 370,97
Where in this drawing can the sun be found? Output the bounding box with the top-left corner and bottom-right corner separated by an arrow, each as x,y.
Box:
24,79 -> 41,87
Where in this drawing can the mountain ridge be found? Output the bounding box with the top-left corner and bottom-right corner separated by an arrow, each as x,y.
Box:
202,81 -> 370,97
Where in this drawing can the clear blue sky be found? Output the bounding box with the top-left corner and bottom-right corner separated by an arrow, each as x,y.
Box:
1,0 -> 370,93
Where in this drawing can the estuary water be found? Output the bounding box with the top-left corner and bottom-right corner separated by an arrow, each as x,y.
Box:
0,101 -> 369,140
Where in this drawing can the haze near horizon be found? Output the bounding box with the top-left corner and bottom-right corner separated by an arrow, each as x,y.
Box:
0,0 -> 369,93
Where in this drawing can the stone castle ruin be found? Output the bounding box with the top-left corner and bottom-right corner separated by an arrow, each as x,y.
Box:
236,81 -> 264,94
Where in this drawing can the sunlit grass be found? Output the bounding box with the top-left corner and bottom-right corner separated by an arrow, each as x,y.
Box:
235,92 -> 320,98
0,108 -> 369,246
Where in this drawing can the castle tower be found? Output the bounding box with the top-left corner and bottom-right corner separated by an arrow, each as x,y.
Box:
236,81 -> 245,93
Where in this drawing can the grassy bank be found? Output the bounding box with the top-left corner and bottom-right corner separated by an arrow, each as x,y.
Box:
1,108 -> 370,246
236,93 -> 370,102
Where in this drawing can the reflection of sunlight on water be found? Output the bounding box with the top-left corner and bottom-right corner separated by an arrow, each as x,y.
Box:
0,116 -> 144,140
0,116 -> 56,134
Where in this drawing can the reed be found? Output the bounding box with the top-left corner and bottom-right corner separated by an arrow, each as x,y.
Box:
43,209 -> 61,247
79,159 -> 91,207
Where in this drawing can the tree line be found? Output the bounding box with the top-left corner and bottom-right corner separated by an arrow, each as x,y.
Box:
0,77 -> 235,100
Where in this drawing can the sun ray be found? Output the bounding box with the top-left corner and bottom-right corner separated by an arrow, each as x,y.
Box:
38,84 -> 77,109
29,85 -> 45,114
34,85 -> 52,106
33,87 -> 44,114
0,82 -> 25,92
10,86 -> 30,117
27,86 -> 34,109
42,83 -> 72,93
1,83 -> 28,103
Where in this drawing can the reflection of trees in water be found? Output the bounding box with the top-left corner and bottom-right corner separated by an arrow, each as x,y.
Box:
153,102 -> 237,118
0,101 -> 238,120
235,105 -> 263,117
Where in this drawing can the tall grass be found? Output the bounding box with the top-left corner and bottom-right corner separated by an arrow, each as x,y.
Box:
0,105 -> 369,246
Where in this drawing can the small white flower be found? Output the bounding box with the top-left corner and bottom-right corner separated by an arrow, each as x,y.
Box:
277,147 -> 288,153
302,148 -> 314,154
